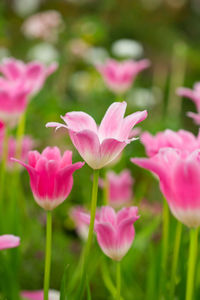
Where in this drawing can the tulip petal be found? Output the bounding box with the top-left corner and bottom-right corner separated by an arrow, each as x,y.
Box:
0,234 -> 20,250
120,110 -> 147,139
98,102 -> 127,141
62,112 -> 97,133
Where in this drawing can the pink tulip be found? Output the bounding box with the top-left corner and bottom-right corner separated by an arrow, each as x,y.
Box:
46,102 -> 147,169
21,289 -> 59,300
132,148 -> 200,227
0,135 -> 34,170
0,80 -> 30,127
82,206 -> 139,261
177,82 -> 200,113
100,170 -> 134,207
0,234 -> 20,250
11,147 -> 84,210
97,59 -> 150,94
141,129 -> 200,157
0,57 -> 57,96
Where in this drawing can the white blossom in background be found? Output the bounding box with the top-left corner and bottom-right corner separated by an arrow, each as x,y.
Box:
22,10 -> 63,42
27,43 -> 59,64
83,47 -> 109,65
13,0 -> 40,16
67,38 -> 89,58
111,39 -> 143,59
0,47 -> 10,61
127,87 -> 160,108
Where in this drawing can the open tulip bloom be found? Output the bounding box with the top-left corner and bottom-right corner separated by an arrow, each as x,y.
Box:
46,101 -> 147,169
96,58 -> 150,94
132,148 -> 200,227
141,129 -> 200,157
0,57 -> 57,96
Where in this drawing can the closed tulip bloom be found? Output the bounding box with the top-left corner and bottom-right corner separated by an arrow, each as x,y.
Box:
46,102 -> 147,169
0,57 -> 57,96
12,147 -> 84,210
132,148 -> 200,228
141,129 -> 200,157
21,290 -> 59,300
97,59 -> 150,94
82,206 -> 139,260
0,234 -> 20,250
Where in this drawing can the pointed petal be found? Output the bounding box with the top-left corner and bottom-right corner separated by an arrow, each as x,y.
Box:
99,102 -> 127,140
62,112 -> 97,133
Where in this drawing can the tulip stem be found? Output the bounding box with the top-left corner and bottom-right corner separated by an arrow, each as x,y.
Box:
159,199 -> 170,297
185,227 -> 199,300
170,221 -> 182,299
16,112 -> 26,159
44,210 -> 52,300
78,169 -> 99,299
116,262 -> 121,300
0,125 -> 9,228
103,170 -> 109,206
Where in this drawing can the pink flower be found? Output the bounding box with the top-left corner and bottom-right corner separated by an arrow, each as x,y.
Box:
46,102 -> 147,169
0,57 -> 57,96
97,59 -> 150,94
22,10 -> 63,42
177,82 -> 200,113
141,129 -> 200,157
100,170 -> 134,207
21,290 -> 59,300
70,206 -> 90,240
82,206 -> 139,261
132,148 -> 200,228
11,147 -> 84,210
0,135 -> 35,170
0,80 -> 30,127
187,112 -> 200,125
0,234 -> 20,250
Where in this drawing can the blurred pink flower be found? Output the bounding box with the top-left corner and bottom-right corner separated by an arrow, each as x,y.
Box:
1,136 -> 34,170
70,206 -> 90,240
187,111 -> 200,125
0,80 -> 30,127
177,83 -> 200,125
0,234 -> 20,250
21,289 -> 59,300
97,59 -> 150,94
100,170 -> 134,207
0,57 -> 57,96
93,206 -> 139,260
132,148 -> 200,228
22,10 -> 63,42
141,129 -> 200,157
177,82 -> 200,113
12,147 -> 84,210
46,102 -> 147,169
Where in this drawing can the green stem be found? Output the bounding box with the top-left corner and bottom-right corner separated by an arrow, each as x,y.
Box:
170,221 -> 182,299
78,169 -> 99,299
185,228 -> 199,300
103,170 -> 109,206
16,112 -> 26,159
44,211 -> 52,300
116,262 -> 121,300
0,126 -> 9,229
159,199 -> 170,297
